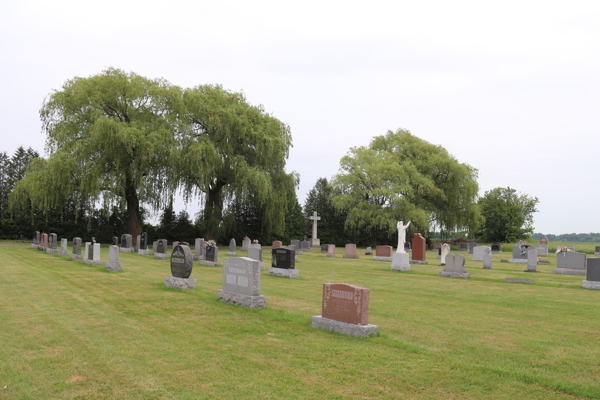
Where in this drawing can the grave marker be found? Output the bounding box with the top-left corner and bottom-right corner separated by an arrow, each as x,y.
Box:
327,244 -> 336,258
440,254 -> 470,278
217,257 -> 265,308
553,251 -> 586,275
194,238 -> 205,261
165,244 -> 196,290
582,258 -> 600,289
200,243 -> 220,266
440,243 -> 450,265
410,234 -> 427,264
228,238 -> 236,255
155,239 -> 169,259
269,248 -> 298,278
343,244 -> 359,259
105,245 -> 122,271
373,245 -> 393,261
248,247 -> 264,269
71,238 -> 82,260
120,234 -> 133,252
308,211 -> 321,247
59,238 -> 68,256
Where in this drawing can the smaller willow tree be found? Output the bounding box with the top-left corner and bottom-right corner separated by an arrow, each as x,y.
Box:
331,129 -> 480,245
10,68 -> 184,237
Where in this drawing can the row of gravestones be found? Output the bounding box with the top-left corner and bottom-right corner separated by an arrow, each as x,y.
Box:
164,242 -> 379,337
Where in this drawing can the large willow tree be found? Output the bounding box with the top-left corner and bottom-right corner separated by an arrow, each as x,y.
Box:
11,69 -> 296,240
331,129 -> 480,245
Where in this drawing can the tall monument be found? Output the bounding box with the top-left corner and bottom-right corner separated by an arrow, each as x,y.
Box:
308,211 -> 321,247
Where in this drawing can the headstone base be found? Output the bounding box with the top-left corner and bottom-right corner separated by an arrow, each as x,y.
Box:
70,254 -> 82,261
120,247 -> 133,253
439,271 -> 471,279
508,258 -> 527,264
59,250 -> 69,257
164,276 -> 196,290
483,265 -> 492,269
46,248 -> 58,255
326,254 -> 337,258
552,268 -> 585,276
154,253 -> 169,260
193,255 -> 205,261
505,278 -> 535,283
200,260 -> 220,266
138,249 -> 148,255
343,255 -> 359,259
582,280 -> 600,290
372,256 -> 393,261
391,253 -> 410,271
409,260 -> 428,264
216,290 -> 266,309
268,267 -> 299,278
500,259 -> 509,263
105,262 -> 123,272
312,316 -> 379,338
84,259 -> 104,265
309,238 -> 320,247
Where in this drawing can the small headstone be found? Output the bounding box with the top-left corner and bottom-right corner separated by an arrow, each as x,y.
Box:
459,243 -> 468,252
272,241 -> 282,249
511,245 -> 528,262
327,244 -> 336,257
411,234 -> 426,262
200,242 -> 220,266
112,236 -> 118,246
59,238 -> 69,256
440,254 -> 470,278
120,234 -> 133,252
300,241 -> 311,252
46,233 -> 58,254
468,242 -> 477,254
241,237 -> 251,251
155,239 -> 169,259
165,244 -> 196,290
483,251 -> 492,269
343,244 -> 359,259
194,238 -> 205,261
472,246 -> 491,262
250,242 -> 261,249
526,248 -> 538,272
83,242 -> 90,260
373,245 -> 393,261
320,244 -> 329,253
312,283 -> 379,337
71,238 -> 82,260
105,245 -> 122,272
84,243 -> 102,265
365,246 -> 372,255
291,239 -> 301,249
505,278 -> 535,284
540,237 -> 548,244
534,243 -> 548,257
136,235 -> 141,252
248,247 -> 264,269
440,243 -> 450,265
138,232 -> 149,255
217,257 -> 265,308
582,258 -> 600,289
228,238 -> 237,255
553,251 -> 586,275
404,242 -> 411,251
595,246 -> 600,256
491,243 -> 501,253
269,248 -> 298,278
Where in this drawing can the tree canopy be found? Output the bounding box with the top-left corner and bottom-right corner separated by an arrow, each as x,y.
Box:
331,129 -> 480,245
478,187 -> 539,242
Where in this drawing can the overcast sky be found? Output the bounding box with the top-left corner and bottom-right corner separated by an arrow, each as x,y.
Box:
1,0 -> 598,234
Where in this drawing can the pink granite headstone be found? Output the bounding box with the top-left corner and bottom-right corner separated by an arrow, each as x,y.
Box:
322,283 -> 369,325
343,244 -> 359,259
375,245 -> 393,257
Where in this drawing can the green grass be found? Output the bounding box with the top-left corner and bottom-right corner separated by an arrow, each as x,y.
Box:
1,245 -> 600,399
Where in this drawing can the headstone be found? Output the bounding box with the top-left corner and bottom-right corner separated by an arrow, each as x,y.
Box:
71,238 -> 82,260
483,251 -> 492,269
59,238 -> 68,256
217,257 -> 265,308
301,241 -> 310,252
112,236 -> 118,246
526,248 -> 538,272
241,237 -> 251,251
136,235 -> 141,252
327,244 -> 336,257
200,243 -> 220,266
152,241 -> 158,254
272,241 -> 282,249
540,237 -> 548,244
468,242 -> 477,254
391,252 -> 410,271
459,243 -> 468,252
228,238 -> 237,255
105,245 -> 122,272
84,243 -> 102,265
595,246 -> 600,256
138,232 -> 148,255
172,241 -> 180,251
440,243 -> 450,265
365,246 -> 372,255
291,239 -> 301,249
320,244 -> 329,253
83,242 -> 90,260
553,251 -> 586,275
165,244 -> 196,290
194,238 -> 205,261
250,243 -> 261,249
491,243 -> 501,253
511,245 -> 528,262
308,211 -> 321,247
373,245 -> 393,261
312,283 -> 379,337
269,248 -> 298,278
120,234 -> 133,252
440,254 -> 470,278
248,247 -> 264,269
46,233 -> 58,254
155,239 -> 169,259
410,234 -> 427,264
343,244 -> 359,259
40,233 -> 48,250
404,242 -> 411,251
534,243 -> 548,257
472,246 -> 491,262
583,258 -> 600,289
35,231 -> 40,247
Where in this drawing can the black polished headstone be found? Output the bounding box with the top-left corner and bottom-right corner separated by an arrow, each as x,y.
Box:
586,258 -> 600,282
206,246 -> 217,262
492,243 -> 501,252
88,243 -> 94,260
170,244 -> 193,279
112,236 -> 118,245
140,232 -> 148,250
272,248 -> 296,269
405,242 -> 412,250
121,234 -> 126,248
157,239 -> 167,254
320,244 -> 328,252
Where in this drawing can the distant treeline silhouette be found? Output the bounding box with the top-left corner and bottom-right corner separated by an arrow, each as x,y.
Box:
533,232 -> 600,242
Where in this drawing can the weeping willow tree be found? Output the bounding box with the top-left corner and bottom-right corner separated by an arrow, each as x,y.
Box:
10,68 -> 184,238
179,85 -> 297,239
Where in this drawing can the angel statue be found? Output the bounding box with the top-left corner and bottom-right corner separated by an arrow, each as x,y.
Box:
397,220 -> 411,253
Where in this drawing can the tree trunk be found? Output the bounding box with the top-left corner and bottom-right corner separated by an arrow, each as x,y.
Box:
205,180 -> 226,240
369,231 -> 377,248
125,181 -> 142,243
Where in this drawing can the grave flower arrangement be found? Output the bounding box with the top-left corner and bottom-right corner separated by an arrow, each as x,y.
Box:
253,239 -> 259,244
206,240 -> 217,249
556,246 -> 569,256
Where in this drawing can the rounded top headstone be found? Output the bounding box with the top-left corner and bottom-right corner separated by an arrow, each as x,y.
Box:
170,244 -> 193,279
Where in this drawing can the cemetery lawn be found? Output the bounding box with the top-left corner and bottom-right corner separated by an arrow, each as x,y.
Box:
1,246 -> 600,399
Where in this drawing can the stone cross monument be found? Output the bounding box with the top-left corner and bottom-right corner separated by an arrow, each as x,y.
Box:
308,211 -> 321,247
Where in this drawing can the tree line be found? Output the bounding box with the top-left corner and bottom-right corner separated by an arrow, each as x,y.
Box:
4,68 -> 541,246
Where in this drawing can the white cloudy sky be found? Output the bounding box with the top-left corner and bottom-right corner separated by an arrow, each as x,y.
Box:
1,0 -> 599,234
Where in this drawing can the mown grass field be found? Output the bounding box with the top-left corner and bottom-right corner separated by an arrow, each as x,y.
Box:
1,243 -> 600,399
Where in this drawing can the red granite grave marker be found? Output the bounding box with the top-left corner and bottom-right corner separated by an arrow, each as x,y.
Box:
412,233 -> 426,261
322,283 -> 369,325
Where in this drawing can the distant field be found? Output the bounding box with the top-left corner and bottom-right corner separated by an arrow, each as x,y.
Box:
1,245 -> 599,399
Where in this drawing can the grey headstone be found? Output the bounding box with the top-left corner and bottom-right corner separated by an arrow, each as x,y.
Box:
106,245 -> 122,271
195,238 -> 205,257
112,236 -> 118,245
440,243 -> 450,265
444,254 -> 465,273
72,238 -> 81,255
587,258 -> 600,282
556,251 -> 586,270
241,238 -> 251,251
248,247 -> 263,262
321,244 -> 329,252
527,248 -> 537,272
391,252 -> 410,271
170,244 -> 193,279
136,235 -> 141,251
49,233 -> 57,249
120,234 -> 132,250
300,241 -> 310,251
483,252 -> 492,269
228,238 -> 236,255
223,257 -> 261,296
157,239 -> 168,254
512,245 -> 527,260
460,243 -> 468,251
472,246 -> 491,261
534,243 -> 548,256
365,246 -> 372,255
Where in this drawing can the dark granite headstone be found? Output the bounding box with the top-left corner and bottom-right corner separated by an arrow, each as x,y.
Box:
140,232 -> 148,250
587,258 -> 600,282
72,237 -> 81,255
206,246 -> 217,262
491,243 -> 501,252
404,242 -> 411,250
320,244 -> 329,252
157,239 -> 167,254
272,248 -> 296,269
49,233 -> 57,249
88,243 -> 94,260
300,241 -> 310,251
291,239 -> 301,249
170,244 -> 193,279
112,236 -> 118,245
460,243 -> 468,251
35,231 -> 40,244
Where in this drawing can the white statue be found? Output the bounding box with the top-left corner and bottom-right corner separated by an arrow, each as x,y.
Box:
396,220 -> 411,253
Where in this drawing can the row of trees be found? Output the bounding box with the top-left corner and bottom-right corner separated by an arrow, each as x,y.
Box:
4,68 -> 540,245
